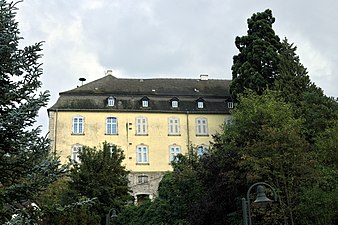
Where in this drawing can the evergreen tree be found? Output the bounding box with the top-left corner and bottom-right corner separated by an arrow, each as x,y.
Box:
231,9 -> 282,100
0,1 -> 64,223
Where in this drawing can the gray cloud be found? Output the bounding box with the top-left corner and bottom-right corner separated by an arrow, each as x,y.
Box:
16,0 -> 338,134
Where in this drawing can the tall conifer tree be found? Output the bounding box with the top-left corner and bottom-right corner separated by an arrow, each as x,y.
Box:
231,9 -> 282,100
0,1 -> 64,223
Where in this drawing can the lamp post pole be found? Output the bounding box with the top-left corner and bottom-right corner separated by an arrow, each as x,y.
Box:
242,182 -> 277,225
106,208 -> 117,225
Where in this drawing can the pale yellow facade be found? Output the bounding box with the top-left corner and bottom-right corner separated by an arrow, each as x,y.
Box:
49,110 -> 230,172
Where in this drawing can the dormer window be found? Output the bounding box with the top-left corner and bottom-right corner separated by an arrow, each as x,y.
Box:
197,98 -> 204,109
170,97 -> 179,108
107,96 -> 115,106
141,97 -> 149,108
227,101 -> 233,109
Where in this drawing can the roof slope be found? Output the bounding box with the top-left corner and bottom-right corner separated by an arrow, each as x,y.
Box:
49,75 -> 232,113
61,75 -> 231,97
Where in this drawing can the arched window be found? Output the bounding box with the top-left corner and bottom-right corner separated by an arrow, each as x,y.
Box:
71,144 -> 83,162
196,98 -> 205,109
170,97 -> 179,108
197,145 -> 209,156
107,96 -> 115,106
169,144 -> 181,162
141,97 -> 149,107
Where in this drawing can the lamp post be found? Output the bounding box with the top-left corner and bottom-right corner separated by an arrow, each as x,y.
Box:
242,182 -> 277,225
106,208 -> 118,225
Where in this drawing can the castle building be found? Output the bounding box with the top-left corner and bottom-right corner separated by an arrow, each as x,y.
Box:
48,71 -> 232,202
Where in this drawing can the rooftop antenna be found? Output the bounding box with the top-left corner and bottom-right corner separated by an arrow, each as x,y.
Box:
79,77 -> 86,86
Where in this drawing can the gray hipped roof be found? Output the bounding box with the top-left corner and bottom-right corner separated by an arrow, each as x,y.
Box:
48,75 -> 232,114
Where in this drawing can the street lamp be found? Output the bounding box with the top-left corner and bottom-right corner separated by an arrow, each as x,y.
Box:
242,182 -> 277,225
106,208 -> 118,225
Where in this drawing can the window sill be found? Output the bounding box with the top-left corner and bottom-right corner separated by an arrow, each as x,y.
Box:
105,133 -> 118,135
135,134 -> 148,136
168,134 -> 181,136
136,163 -> 150,165
71,133 -> 85,136
196,134 -> 209,137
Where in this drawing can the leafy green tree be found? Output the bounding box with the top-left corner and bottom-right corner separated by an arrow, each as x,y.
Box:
231,9 -> 282,99
0,1 -> 65,223
36,177 -> 100,225
228,91 -> 315,225
114,147 -> 204,225
67,142 -> 131,225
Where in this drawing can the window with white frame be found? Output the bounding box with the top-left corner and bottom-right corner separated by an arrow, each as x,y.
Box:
170,144 -> 181,162
136,116 -> 148,135
197,99 -> 204,109
72,116 -> 84,134
106,117 -> 118,134
227,101 -> 233,109
137,175 -> 149,184
71,144 -> 82,162
136,144 -> 148,163
168,117 -> 180,135
171,100 -> 178,108
197,145 -> 208,156
107,97 -> 115,106
142,100 -> 148,107
196,117 -> 208,135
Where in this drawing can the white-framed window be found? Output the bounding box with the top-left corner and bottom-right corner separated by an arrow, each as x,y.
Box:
197,100 -> 204,109
168,117 -> 180,135
197,145 -> 208,156
196,117 -> 208,135
170,144 -> 181,162
227,101 -> 233,109
171,100 -> 178,108
136,116 -> 148,135
137,175 -> 149,184
71,144 -> 83,162
107,96 -> 115,106
142,100 -> 148,107
136,144 -> 148,163
106,117 -> 118,134
72,116 -> 84,134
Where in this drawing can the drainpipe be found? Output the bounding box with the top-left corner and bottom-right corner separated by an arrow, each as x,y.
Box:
53,109 -> 58,156
186,111 -> 190,147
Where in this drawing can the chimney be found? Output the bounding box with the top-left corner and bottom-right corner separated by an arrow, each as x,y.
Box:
106,69 -> 113,76
200,74 -> 209,81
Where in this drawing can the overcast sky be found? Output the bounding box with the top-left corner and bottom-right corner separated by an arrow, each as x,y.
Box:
16,0 -> 338,135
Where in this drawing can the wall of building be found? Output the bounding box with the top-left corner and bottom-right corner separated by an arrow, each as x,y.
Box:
51,110 -> 229,171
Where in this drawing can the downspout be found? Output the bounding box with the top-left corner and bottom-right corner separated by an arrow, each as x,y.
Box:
186,111 -> 190,148
54,109 -> 58,156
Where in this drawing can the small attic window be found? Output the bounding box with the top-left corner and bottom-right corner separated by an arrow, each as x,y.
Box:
196,98 -> 205,109
227,101 -> 233,109
107,97 -> 115,106
141,97 -> 149,108
170,97 -> 179,108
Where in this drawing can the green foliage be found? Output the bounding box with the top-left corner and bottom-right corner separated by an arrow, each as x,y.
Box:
67,142 -> 132,224
231,91 -> 316,224
275,39 -> 313,104
0,1 -> 66,223
231,9 -> 282,99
